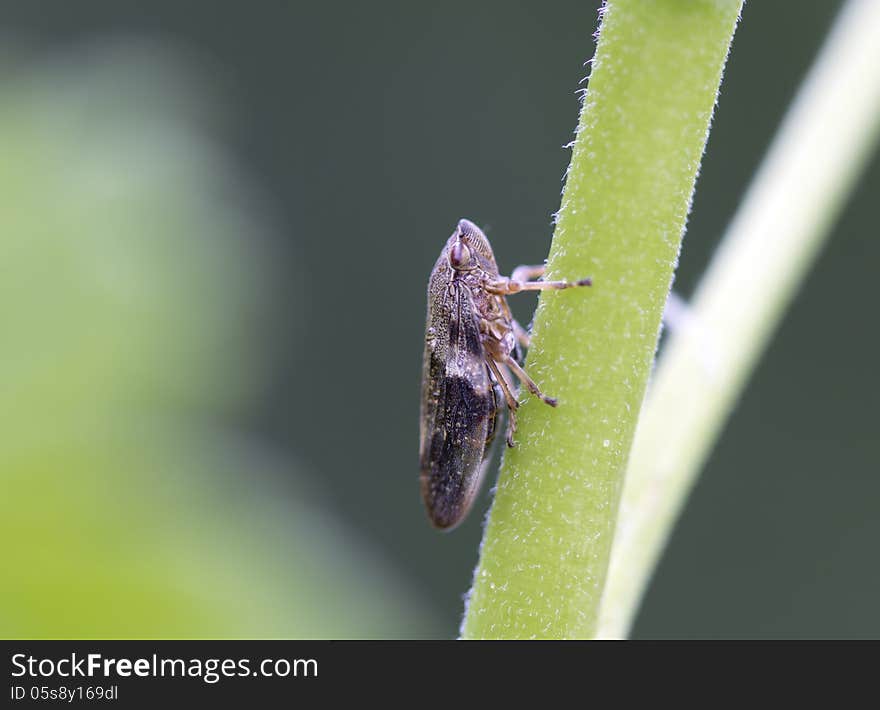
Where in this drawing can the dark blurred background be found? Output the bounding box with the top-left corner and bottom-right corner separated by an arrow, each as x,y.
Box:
2,0 -> 876,638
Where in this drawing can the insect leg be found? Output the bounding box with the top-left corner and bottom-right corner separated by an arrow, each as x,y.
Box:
504,354 -> 558,408
485,275 -> 592,295
510,264 -> 546,282
486,357 -> 518,411
511,319 -> 531,349
486,356 -> 520,447
493,298 -> 529,357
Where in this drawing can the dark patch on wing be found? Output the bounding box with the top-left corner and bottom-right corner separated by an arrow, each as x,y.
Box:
420,374 -> 495,529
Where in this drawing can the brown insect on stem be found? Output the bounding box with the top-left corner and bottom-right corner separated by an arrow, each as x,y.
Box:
418,218 -> 591,530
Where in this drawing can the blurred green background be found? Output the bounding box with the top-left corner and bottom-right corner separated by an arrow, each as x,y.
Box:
1,1 -> 876,639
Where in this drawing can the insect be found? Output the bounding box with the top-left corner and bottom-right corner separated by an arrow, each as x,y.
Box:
419,218 -> 591,530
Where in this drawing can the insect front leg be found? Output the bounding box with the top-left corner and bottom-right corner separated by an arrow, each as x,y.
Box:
484,273 -> 592,295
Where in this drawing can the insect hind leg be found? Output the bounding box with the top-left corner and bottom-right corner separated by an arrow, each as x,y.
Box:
486,357 -> 520,448
504,354 -> 558,407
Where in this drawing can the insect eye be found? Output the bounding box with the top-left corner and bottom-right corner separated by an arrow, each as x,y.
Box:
449,241 -> 471,269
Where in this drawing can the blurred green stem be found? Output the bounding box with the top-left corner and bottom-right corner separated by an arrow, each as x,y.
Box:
597,0 -> 880,639
461,0 -> 742,639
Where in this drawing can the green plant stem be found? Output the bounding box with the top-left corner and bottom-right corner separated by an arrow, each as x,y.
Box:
461,0 -> 743,639
596,0 -> 880,640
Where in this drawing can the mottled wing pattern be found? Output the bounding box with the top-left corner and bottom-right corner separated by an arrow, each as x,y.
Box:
419,269 -> 497,529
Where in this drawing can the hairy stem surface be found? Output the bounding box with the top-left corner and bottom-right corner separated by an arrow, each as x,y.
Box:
462,0 -> 743,639
597,0 -> 880,639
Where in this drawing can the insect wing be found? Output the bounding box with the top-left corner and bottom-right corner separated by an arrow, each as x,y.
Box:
420,275 -> 496,529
